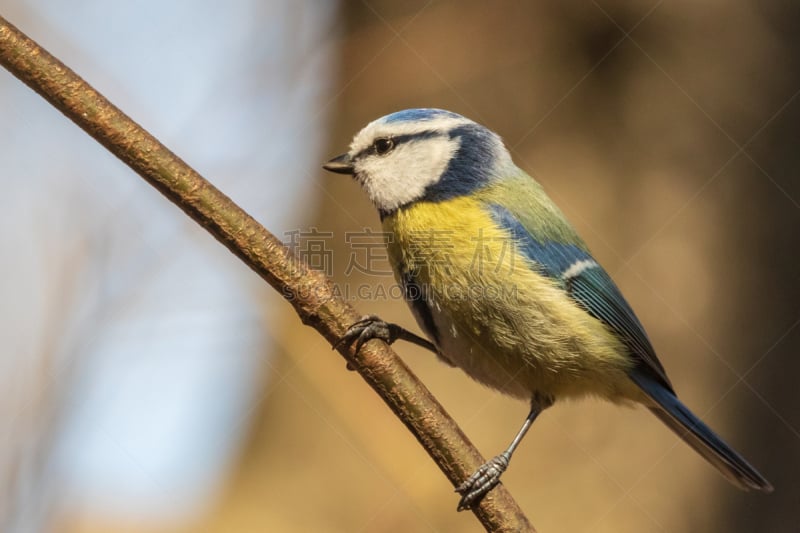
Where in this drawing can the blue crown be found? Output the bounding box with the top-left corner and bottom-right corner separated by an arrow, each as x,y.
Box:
382,108 -> 463,124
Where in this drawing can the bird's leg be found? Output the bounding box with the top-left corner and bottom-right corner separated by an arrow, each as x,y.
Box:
334,314 -> 437,354
456,395 -> 553,511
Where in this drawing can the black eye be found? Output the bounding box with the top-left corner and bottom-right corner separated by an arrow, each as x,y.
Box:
374,137 -> 394,155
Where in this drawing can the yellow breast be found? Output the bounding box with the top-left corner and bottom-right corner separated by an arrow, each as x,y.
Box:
382,197 -> 640,403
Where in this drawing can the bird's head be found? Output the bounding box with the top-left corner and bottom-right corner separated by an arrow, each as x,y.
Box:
323,108 -> 514,217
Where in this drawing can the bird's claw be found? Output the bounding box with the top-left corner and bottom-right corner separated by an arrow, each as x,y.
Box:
334,315 -> 400,352
455,452 -> 510,511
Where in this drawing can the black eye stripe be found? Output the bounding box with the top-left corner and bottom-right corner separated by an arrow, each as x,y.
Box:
351,129 -> 442,160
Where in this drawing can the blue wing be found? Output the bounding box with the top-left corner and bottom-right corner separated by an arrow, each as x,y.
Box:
489,204 -> 673,391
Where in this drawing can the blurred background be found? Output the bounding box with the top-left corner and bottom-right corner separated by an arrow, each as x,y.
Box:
0,1 -> 797,532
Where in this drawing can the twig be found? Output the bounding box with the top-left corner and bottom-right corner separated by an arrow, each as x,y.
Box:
0,15 -> 535,532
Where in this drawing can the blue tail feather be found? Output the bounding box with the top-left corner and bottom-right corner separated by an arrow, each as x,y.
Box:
629,368 -> 772,492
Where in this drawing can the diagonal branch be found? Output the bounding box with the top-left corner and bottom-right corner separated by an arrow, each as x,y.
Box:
0,15 -> 535,533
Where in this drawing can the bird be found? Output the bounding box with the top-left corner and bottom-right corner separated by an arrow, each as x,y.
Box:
322,108 -> 772,510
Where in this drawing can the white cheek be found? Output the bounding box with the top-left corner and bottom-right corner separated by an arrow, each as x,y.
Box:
358,136 -> 459,211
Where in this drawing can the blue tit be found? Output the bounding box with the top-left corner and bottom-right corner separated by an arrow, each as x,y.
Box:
323,108 -> 772,510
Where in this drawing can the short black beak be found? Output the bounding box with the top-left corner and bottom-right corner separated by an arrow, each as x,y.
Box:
322,153 -> 354,175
